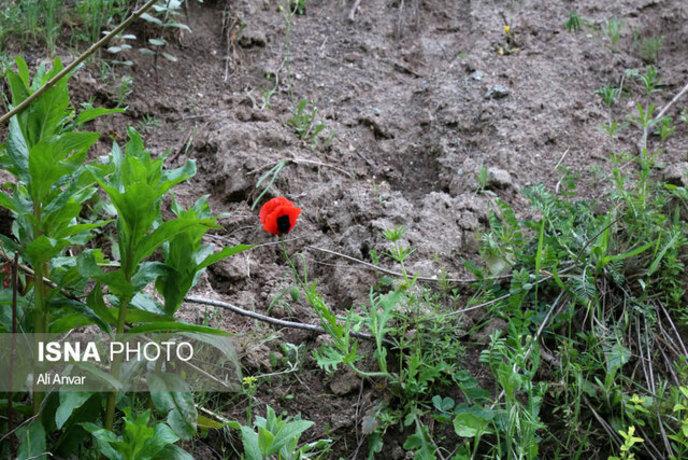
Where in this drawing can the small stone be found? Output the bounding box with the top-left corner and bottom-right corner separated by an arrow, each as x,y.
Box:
662,162 -> 688,186
484,84 -> 510,99
488,167 -> 515,189
470,70 -> 484,81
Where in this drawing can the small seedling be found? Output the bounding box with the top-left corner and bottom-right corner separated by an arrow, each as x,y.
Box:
477,164 -> 489,192
287,98 -> 327,146
639,65 -> 659,95
655,116 -> 675,142
564,12 -> 582,32
384,226 -> 406,242
638,35 -> 663,64
116,75 -> 134,107
605,17 -> 622,46
596,85 -> 620,107
138,114 -> 161,133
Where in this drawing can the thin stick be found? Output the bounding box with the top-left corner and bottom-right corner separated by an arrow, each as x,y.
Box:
7,253 -> 18,456
639,79 -> 688,153
654,80 -> 688,122
307,246 -> 512,284
0,0 -> 160,126
184,295 -> 385,343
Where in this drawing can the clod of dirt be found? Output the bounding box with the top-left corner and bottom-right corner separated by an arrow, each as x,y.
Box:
210,254 -> 252,283
488,166 -> 517,190
476,317 -> 509,345
329,368 -> 360,396
662,161 -> 688,186
484,84 -> 510,99
239,26 -> 268,48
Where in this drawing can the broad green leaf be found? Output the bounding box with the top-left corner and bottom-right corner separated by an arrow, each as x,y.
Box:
270,419 -> 314,455
56,391 -> 93,429
17,420 -> 47,460
148,373 -> 197,440
240,426 -> 263,460
82,423 -> 122,460
453,412 -> 490,437
76,107 -> 125,126
197,244 -> 253,270
128,321 -> 228,335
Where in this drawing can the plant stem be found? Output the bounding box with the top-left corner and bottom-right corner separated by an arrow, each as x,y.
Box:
104,293 -> 132,430
32,261 -> 48,414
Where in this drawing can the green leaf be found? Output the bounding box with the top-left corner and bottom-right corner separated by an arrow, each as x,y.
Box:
56,391 -> 93,429
270,419 -> 313,455
148,373 -> 198,441
76,107 -> 125,126
132,217 -> 214,268
241,426 -> 263,460
197,244 -> 253,270
17,420 -> 47,460
258,426 -> 275,453
605,343 -> 631,374
453,412 -> 489,437
127,321 -> 228,335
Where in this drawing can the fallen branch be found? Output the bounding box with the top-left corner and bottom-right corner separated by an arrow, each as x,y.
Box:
184,295 -> 384,343
0,0 -> 160,126
307,246 -> 512,284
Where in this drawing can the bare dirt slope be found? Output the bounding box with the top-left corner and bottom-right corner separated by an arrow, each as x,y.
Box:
57,0 -> 688,455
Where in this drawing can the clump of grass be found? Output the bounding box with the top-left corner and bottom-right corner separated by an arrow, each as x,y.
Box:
564,11 -> 582,32
604,17 -> 622,46
637,35 -> 663,64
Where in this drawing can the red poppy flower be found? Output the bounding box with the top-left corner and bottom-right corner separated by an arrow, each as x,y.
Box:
259,196 -> 302,236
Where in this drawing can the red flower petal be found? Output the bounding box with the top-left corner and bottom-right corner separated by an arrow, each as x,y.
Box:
259,197 -> 293,225
259,197 -> 302,236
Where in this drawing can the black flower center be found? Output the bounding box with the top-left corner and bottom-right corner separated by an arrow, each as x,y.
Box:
276,215 -> 291,235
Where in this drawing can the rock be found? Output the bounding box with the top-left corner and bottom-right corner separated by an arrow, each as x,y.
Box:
211,255 -> 251,282
239,27 -> 267,48
470,70 -> 484,81
484,84 -> 510,99
663,161 -> 688,186
329,368 -> 360,396
488,167 -> 515,190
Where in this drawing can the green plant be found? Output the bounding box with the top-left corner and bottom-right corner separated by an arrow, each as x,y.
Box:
137,114 -> 161,132
228,406 -> 331,460
74,0 -> 130,44
637,35 -> 663,64
564,11 -> 582,32
605,17 -> 622,47
139,0 -> 192,64
0,57 -> 248,456
597,85 -> 620,107
609,426 -> 644,460
476,164 -> 489,193
115,75 -> 134,107
83,407 -> 190,460
655,116 -> 675,141
287,98 -> 328,146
